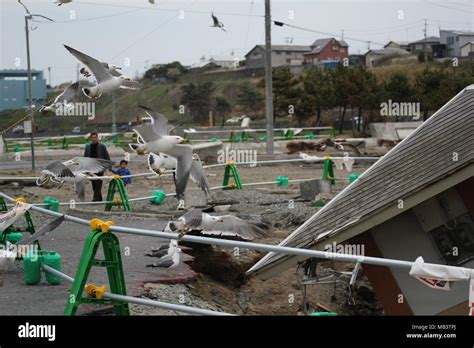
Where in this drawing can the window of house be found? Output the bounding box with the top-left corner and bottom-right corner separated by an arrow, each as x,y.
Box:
275,51 -> 282,55
429,212 -> 474,266
286,51 -> 291,55
332,45 -> 339,51
340,48 -> 345,53
286,58 -> 291,63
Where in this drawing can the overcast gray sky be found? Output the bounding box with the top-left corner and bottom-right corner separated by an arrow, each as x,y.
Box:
1,0 -> 472,86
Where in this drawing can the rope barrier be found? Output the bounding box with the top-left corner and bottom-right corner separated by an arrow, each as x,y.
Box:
184,127 -> 334,134
2,177 -> 328,207
0,156 -> 378,181
40,264 -> 234,316
2,191 -> 472,274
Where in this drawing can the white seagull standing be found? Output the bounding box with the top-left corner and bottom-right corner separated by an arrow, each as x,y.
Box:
145,239 -> 178,258
130,106 -> 209,199
146,242 -> 182,272
168,209 -> 270,241
64,45 -> 140,99
36,157 -> 115,201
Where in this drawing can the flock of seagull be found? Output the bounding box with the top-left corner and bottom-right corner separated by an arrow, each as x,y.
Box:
33,6 -> 262,273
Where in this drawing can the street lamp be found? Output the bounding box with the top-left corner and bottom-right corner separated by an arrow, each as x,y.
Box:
18,0 -> 54,171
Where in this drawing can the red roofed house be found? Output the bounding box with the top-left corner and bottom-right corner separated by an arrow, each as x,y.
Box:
304,38 -> 349,64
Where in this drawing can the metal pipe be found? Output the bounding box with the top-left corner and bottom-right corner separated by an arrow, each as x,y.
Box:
40,264 -> 233,316
24,14 -> 35,171
183,126 -> 333,134
5,192 -> 470,274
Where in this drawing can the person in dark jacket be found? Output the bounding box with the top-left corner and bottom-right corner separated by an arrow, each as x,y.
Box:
84,132 -> 111,201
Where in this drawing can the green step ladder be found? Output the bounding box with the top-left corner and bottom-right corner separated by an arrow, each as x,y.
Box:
0,197 -> 39,253
222,162 -> 243,190
64,219 -> 129,316
322,157 -> 335,185
62,136 -> 69,150
104,176 -> 131,211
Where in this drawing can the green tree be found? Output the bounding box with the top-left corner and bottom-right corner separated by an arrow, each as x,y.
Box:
383,72 -> 414,121
299,67 -> 336,125
180,82 -> 215,125
272,67 -> 301,121
333,64 -> 358,134
237,83 -> 263,114
215,96 -> 232,127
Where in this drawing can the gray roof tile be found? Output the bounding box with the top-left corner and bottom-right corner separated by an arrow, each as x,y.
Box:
248,86 -> 474,274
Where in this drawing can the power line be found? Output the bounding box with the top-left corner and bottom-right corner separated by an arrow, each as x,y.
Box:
74,1 -> 264,18
427,1 -> 473,14
273,20 -> 386,47
108,0 -> 198,61
31,8 -> 142,23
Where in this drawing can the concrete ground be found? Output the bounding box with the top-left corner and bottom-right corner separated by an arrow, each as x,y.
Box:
0,215 -> 194,315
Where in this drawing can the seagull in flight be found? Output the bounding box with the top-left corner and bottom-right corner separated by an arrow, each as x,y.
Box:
39,82 -> 81,114
64,45 -> 140,99
36,157 -> 115,201
211,12 -> 226,32
130,106 -> 209,199
167,209 -> 270,241
54,0 -> 72,5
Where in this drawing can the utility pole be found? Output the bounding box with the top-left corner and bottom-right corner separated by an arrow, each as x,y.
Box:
111,91 -> 117,134
341,29 -> 344,41
47,66 -> 51,86
264,0 -> 274,155
423,19 -> 427,51
18,0 -> 54,171
24,14 -> 35,171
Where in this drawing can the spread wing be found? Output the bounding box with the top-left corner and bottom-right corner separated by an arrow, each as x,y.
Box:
203,215 -> 269,241
119,79 -> 141,90
190,156 -> 211,194
180,209 -> 203,228
132,124 -> 161,143
65,157 -> 114,174
139,105 -> 169,136
211,13 -> 219,25
166,145 -> 193,200
64,45 -> 111,83
53,82 -> 81,104
43,161 -> 75,178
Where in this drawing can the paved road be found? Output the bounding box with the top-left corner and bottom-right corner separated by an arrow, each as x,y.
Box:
0,214 -> 194,315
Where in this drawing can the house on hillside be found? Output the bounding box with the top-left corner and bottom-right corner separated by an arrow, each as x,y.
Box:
460,42 -> 474,57
408,36 -> 440,53
364,47 -> 410,67
190,56 -> 237,71
248,85 -> 474,315
303,38 -> 349,64
245,45 -> 312,69
384,41 -> 410,51
440,30 -> 474,57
